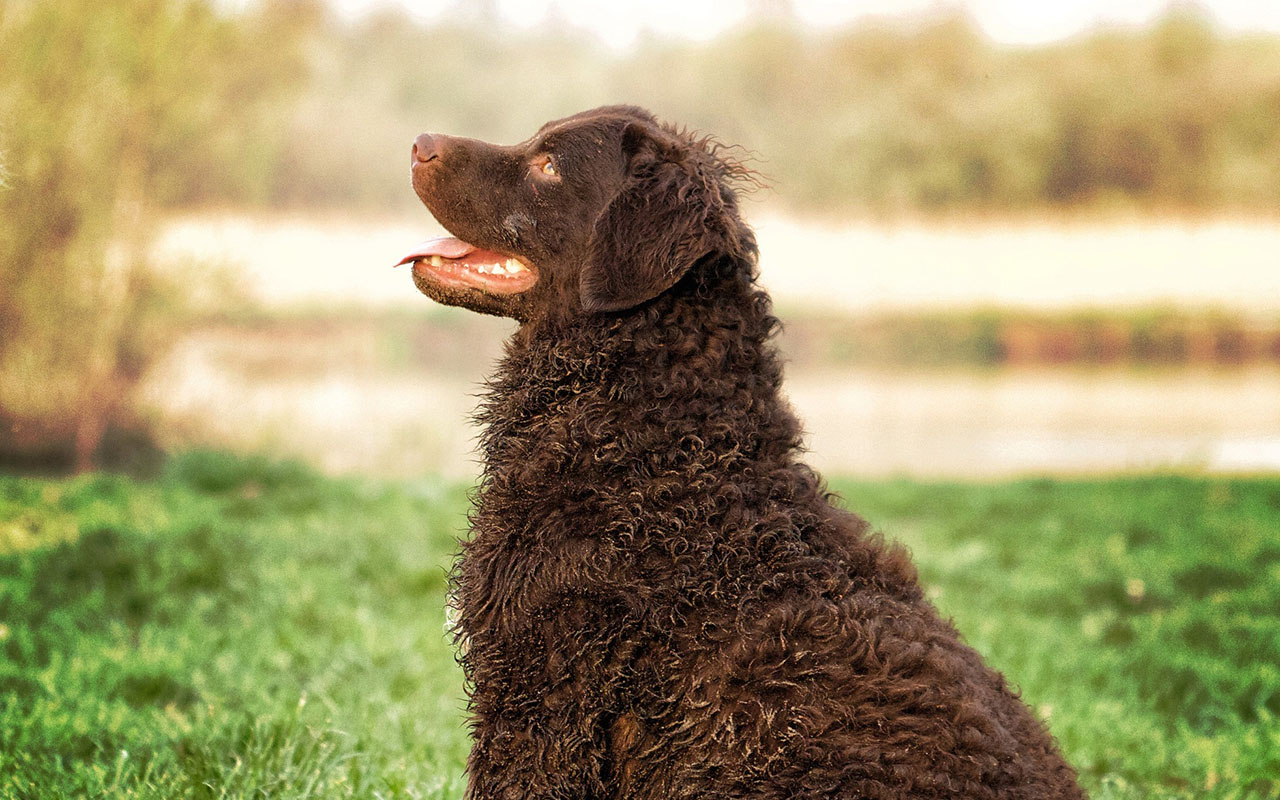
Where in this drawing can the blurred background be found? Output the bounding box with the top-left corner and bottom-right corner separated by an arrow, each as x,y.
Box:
2,0 -> 1279,478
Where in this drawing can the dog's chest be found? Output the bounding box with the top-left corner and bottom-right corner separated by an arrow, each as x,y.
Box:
456,508 -> 632,638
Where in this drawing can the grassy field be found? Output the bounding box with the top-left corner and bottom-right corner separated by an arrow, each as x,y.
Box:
1,454 -> 1277,798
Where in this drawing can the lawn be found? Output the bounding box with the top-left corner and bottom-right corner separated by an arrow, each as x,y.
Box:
1,453 -> 1277,798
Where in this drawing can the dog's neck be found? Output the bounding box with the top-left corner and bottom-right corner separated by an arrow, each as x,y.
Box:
474,264 -> 805,487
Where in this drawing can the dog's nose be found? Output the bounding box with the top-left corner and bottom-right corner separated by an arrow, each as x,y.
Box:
412,133 -> 440,165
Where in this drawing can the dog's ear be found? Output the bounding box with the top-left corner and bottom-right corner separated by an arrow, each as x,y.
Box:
580,121 -> 746,313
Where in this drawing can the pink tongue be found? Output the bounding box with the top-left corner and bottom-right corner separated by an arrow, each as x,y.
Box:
395,236 -> 477,266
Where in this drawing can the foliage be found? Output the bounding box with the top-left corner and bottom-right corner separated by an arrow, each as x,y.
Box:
236,7 -> 1280,216
0,454 -> 1277,797
0,0 -> 314,471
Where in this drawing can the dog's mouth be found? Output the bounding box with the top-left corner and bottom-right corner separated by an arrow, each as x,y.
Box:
395,236 -> 538,295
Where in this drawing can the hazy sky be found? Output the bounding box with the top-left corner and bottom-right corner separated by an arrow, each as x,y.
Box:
325,0 -> 1280,47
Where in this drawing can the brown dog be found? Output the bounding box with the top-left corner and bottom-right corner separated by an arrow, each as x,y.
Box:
399,106 -> 1085,799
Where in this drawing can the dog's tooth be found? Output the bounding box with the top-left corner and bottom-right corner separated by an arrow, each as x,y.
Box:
430,255 -> 443,267
505,258 -> 525,273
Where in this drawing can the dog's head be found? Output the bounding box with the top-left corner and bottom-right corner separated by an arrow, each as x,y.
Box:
399,106 -> 757,321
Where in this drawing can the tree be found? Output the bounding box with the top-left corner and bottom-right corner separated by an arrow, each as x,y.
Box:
0,0 -> 316,471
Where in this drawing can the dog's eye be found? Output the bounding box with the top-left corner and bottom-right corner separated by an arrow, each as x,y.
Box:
534,155 -> 558,178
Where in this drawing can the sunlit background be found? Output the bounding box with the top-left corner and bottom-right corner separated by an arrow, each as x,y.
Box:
2,0 -> 1279,478
2,1 -> 1280,797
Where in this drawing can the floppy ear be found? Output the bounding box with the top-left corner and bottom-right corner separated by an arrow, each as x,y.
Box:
580,121 -> 745,313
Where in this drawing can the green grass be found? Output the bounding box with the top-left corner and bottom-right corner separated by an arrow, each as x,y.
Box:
0,453 -> 470,798
833,477 -> 1280,800
1,454 -> 1277,798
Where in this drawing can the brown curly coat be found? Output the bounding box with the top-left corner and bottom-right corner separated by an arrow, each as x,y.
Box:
405,105 -> 1085,799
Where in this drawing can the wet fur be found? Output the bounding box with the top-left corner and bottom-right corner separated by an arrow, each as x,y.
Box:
419,107 -> 1085,799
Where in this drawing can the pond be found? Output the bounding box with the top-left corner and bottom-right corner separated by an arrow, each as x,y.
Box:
145,213 -> 1280,478
145,329 -> 1280,479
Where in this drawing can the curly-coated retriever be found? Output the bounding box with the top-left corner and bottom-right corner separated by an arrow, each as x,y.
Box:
398,106 -> 1085,799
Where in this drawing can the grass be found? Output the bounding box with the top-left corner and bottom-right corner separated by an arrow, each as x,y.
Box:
0,453 -> 1277,798
0,453 -> 470,799
835,477 -> 1280,799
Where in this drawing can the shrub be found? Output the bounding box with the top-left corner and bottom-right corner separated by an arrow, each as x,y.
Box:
0,0 -> 313,472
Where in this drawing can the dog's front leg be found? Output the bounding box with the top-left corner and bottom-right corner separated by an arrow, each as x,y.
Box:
461,615 -> 623,800
463,701 -> 608,800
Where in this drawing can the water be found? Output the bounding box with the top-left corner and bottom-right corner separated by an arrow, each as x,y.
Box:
788,367 -> 1280,478
144,331 -> 1280,479
144,213 -> 1280,478
154,213 -> 1280,314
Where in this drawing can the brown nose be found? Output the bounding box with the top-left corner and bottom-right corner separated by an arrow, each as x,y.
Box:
412,133 -> 440,165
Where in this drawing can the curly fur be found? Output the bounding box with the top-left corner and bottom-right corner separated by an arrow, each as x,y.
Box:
409,106 -> 1085,799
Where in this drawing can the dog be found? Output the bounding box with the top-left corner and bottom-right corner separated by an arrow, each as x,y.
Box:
398,105 -> 1085,799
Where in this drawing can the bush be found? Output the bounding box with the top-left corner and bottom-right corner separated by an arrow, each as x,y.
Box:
0,0 -> 313,472
254,7 -> 1280,216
